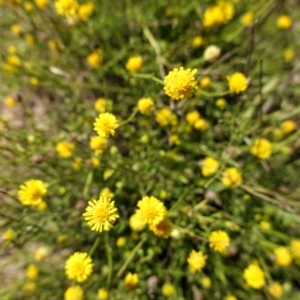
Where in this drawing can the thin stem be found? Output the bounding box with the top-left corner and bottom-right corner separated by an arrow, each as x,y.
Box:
105,233 -> 113,287
89,236 -> 101,257
130,73 -> 164,85
119,107 -> 139,126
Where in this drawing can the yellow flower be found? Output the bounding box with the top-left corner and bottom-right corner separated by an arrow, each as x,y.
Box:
274,247 -> 292,266
18,179 -> 47,206
240,11 -> 253,26
224,296 -> 237,300
290,240 -> 300,259
222,167 -> 242,188
156,107 -> 178,126
227,72 -> 247,94
94,112 -> 119,138
209,230 -> 230,253
90,136 -> 108,155
243,263 -> 265,289
136,196 -> 167,226
200,76 -> 211,89
204,45 -> 221,61
83,197 -> 119,232
192,36 -> 203,48
87,49 -> 102,68
94,98 -> 108,113
203,1 -> 234,27
186,110 -> 201,126
201,277 -> 211,289
72,157 -> 83,170
78,2 -> 94,21
3,229 -> 15,242
98,288 -> 109,300
162,283 -> 174,296
57,235 -> 67,244
116,237 -> 126,247
194,118 -> 209,132
268,282 -> 283,299
283,49 -> 294,63
149,216 -> 172,238
125,272 -> 138,290
34,246 -> 50,261
216,98 -> 226,108
276,15 -> 292,29
281,120 -> 296,134
137,97 -> 154,115
129,213 -> 146,231
169,134 -> 180,145
65,252 -> 93,282
55,0 -> 79,17
91,156 -> 100,167
48,40 -> 57,51
100,187 -> 114,199
126,56 -> 143,72
56,141 -> 75,158
34,0 -> 48,10
187,250 -> 207,272
30,77 -> 39,86
201,157 -> 219,177
259,221 -> 271,231
4,55 -> 21,72
5,96 -> 16,107
23,2 -> 34,11
164,67 -> 197,100
26,264 -> 39,279
64,286 -> 84,300
11,24 -> 22,36
251,138 -> 272,160
25,34 -> 35,46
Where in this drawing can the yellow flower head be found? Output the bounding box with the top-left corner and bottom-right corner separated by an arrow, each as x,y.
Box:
200,76 -> 211,89
169,134 -> 180,145
83,197 -> 119,232
268,282 -> 283,299
224,296 -> 237,300
87,49 -> 102,68
3,229 -> 15,242
65,252 -> 93,282
129,213 -> 146,231
164,67 -> 197,100
72,157 -> 82,170
204,45 -> 221,61
222,167 -> 242,188
125,272 -> 139,290
100,187 -> 114,199
194,118 -> 209,132
94,98 -> 107,113
276,15 -> 292,29
98,288 -> 109,300
34,0 -> 48,10
186,110 -> 201,126
162,283 -> 174,297
283,49 -> 294,63
56,141 -> 75,158
90,136 -> 108,155
187,250 -> 207,272
34,246 -> 50,261
137,97 -> 154,115
201,277 -> 211,289
18,179 -> 47,206
78,2 -> 94,21
274,247 -> 292,266
216,98 -> 226,108
64,285 -> 84,300
149,216 -> 172,238
227,72 -> 247,94
290,240 -> 300,259
251,138 -> 272,160
5,96 -> 16,108
281,120 -> 296,134
136,196 -> 167,226
192,36 -> 203,48
24,2 -> 34,11
203,1 -> 234,27
94,112 -> 119,138
55,0 -> 79,17
201,157 -> 219,177
209,230 -> 230,253
156,107 -> 178,126
240,11 -> 253,26
4,55 -> 21,72
26,264 -> 39,279
126,56 -> 143,72
243,263 -> 265,289
11,24 -> 22,36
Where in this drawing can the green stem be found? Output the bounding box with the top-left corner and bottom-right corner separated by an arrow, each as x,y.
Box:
82,171 -> 93,198
130,73 -> 164,85
105,233 -> 113,286
89,236 -> 101,256
119,107 -> 139,126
